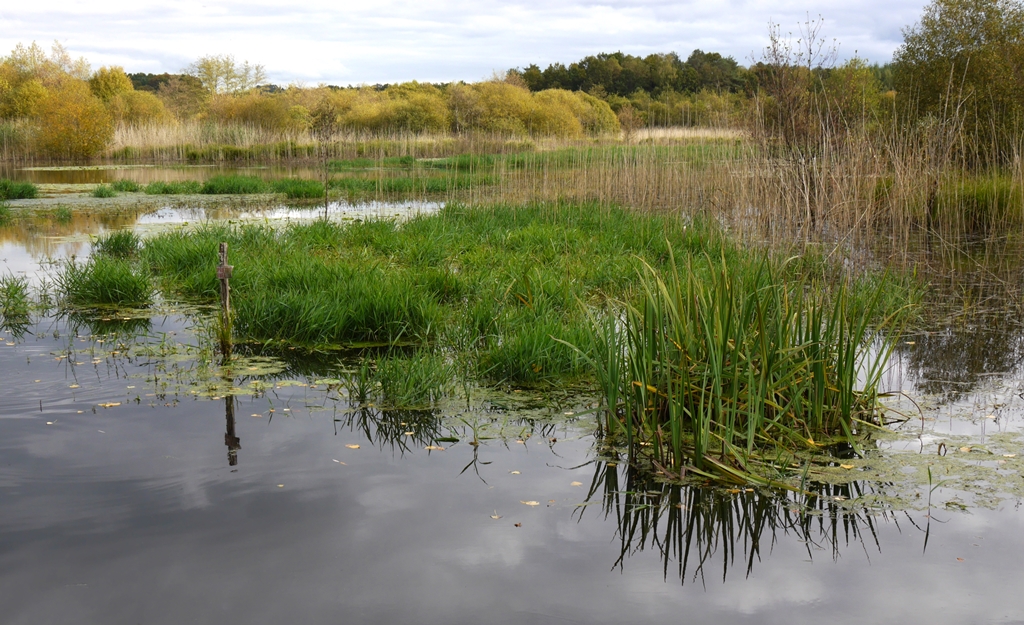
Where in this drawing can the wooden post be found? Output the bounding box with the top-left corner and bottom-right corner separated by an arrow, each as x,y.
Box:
217,242 -> 233,359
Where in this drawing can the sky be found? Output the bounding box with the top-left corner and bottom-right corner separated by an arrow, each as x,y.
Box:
0,1 -> 931,86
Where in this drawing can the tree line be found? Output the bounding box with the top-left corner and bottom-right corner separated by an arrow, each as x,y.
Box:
0,0 -> 1020,162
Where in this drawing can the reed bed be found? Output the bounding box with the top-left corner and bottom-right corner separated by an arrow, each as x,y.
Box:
580,255 -> 908,484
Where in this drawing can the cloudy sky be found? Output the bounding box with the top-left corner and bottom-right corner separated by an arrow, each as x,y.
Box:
1,1 -> 930,85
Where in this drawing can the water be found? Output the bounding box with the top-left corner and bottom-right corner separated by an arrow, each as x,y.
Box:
2,202 -> 1024,624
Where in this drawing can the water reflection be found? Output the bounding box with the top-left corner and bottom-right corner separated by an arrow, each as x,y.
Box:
581,460 -> 901,586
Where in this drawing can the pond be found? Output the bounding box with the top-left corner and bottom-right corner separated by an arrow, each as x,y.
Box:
1,200 -> 1023,624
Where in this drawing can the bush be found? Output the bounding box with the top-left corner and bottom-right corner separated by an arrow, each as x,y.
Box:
0,179 -> 38,200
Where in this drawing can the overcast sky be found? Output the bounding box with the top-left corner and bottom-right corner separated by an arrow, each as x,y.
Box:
0,1 -> 930,86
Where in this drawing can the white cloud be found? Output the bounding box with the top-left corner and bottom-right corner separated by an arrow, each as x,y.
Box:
0,1 -> 930,84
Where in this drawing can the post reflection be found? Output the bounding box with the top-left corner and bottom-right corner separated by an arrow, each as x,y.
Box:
579,459 -> 899,586
224,395 -> 240,466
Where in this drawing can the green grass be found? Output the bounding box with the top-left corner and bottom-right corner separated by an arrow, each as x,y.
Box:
53,205 -> 73,224
94,230 -> 141,259
0,201 -> 12,226
0,179 -> 37,200
92,184 -> 117,198
270,178 -> 325,199
111,179 -> 142,193
201,175 -> 269,194
55,257 -> 153,307
61,201 -> 917,478
577,255 -> 908,485
144,180 -> 203,195
0,273 -> 31,337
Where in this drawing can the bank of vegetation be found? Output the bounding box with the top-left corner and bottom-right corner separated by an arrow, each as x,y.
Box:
40,202 -> 917,485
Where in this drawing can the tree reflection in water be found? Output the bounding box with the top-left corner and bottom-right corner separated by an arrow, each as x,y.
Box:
579,459 -> 902,586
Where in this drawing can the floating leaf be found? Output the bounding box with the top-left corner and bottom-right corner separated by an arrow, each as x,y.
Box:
840,464 -> 855,470
345,444 -> 360,449
1003,454 -> 1017,458
277,484 -> 284,488
514,523 -> 522,527
404,431 -> 415,436
425,445 -> 445,451
69,384 -> 80,389
490,511 -> 502,520
520,500 -> 540,506
956,557 -> 964,562
570,481 -> 583,487
332,459 -> 346,465
510,470 -> 521,475
98,402 -> 121,408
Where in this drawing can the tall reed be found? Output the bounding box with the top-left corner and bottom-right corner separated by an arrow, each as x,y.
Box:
582,253 -> 906,483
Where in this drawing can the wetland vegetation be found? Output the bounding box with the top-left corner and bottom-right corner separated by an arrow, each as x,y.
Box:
0,0 -> 1021,527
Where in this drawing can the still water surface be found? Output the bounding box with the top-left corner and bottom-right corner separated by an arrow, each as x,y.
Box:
1,201 -> 1023,624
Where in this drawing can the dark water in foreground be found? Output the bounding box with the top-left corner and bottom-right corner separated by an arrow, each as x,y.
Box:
2,203 -> 1024,624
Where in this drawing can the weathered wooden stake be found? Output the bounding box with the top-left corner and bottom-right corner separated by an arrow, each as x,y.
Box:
217,242 -> 233,359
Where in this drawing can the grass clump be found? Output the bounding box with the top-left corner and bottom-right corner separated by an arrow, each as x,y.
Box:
92,184 -> 117,198
0,201 -> 12,226
580,256 -> 908,485
94,230 -> 141,259
0,273 -> 31,337
53,205 -> 73,224
144,180 -> 202,195
201,175 -> 269,194
0,179 -> 37,200
270,178 -> 324,199
111,179 -> 142,193
55,257 -> 153,307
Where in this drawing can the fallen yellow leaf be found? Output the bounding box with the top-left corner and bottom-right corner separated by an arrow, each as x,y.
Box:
840,464 -> 855,470
98,402 -> 121,408
69,384 -> 79,389
570,481 -> 583,487
1003,454 -> 1017,458
490,511 -> 502,520
510,470 -> 521,475
520,500 -> 540,506
425,445 -> 446,451
345,444 -> 360,449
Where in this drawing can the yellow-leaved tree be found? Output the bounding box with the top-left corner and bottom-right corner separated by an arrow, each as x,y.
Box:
35,79 -> 113,159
